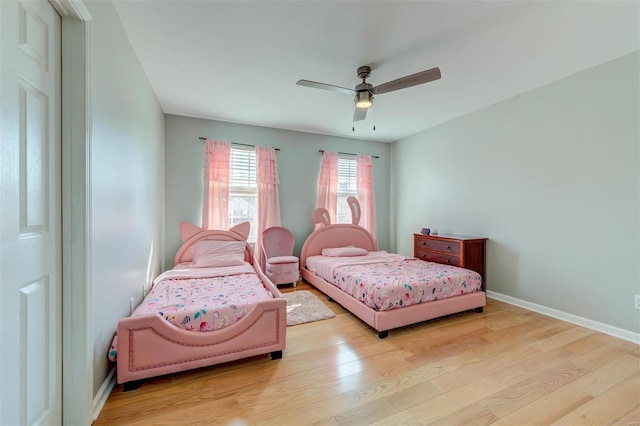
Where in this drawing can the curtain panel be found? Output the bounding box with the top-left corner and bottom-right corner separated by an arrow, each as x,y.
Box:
316,151 -> 338,227
202,139 -> 231,230
357,155 -> 377,242
256,146 -> 282,268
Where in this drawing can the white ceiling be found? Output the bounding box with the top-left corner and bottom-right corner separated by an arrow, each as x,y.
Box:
113,0 -> 639,143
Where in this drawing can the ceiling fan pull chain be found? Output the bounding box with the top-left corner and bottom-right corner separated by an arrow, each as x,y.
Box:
373,105 -> 376,131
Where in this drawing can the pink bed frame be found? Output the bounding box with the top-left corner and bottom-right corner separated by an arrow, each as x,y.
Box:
300,224 -> 486,338
116,227 -> 287,390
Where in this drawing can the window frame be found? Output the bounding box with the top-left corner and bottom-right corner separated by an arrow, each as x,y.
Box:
336,155 -> 358,224
228,146 -> 258,242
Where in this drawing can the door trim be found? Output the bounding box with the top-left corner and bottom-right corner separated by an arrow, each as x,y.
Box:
48,1 -> 93,425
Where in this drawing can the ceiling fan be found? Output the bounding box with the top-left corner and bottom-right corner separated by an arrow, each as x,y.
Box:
296,65 -> 441,122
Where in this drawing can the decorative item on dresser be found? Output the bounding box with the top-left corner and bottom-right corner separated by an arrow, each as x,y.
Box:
413,233 -> 488,290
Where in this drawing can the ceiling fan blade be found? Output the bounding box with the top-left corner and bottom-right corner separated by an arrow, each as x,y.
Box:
296,79 -> 355,95
353,107 -> 367,122
371,67 -> 441,95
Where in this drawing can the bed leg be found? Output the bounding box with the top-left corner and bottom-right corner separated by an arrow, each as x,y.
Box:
270,350 -> 283,360
378,330 -> 389,339
474,307 -> 484,313
122,380 -> 141,392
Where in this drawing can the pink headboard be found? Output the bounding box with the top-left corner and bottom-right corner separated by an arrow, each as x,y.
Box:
174,227 -> 254,266
300,224 -> 377,268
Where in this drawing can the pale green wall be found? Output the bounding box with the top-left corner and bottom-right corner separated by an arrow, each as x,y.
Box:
391,52 -> 639,333
164,115 -> 390,269
87,0 -> 165,396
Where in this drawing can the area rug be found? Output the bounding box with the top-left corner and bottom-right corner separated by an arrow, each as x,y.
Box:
283,290 -> 335,326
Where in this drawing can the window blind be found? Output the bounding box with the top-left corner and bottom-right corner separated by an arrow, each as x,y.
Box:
336,156 -> 357,224
338,157 -> 357,194
230,148 -> 256,188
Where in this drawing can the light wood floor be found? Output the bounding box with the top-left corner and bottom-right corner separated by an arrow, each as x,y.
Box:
95,281 -> 640,426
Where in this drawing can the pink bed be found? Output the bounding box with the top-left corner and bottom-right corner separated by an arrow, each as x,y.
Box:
300,224 -> 486,338
114,222 -> 286,390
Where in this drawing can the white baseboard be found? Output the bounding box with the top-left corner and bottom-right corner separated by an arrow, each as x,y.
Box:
93,366 -> 116,422
486,290 -> 640,345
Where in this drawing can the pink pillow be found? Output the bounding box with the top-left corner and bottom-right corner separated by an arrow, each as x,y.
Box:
321,246 -> 368,257
191,240 -> 246,267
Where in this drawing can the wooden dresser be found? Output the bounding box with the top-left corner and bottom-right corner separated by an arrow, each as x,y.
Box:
413,233 -> 488,290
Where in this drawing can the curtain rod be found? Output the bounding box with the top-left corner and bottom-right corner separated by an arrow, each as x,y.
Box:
318,149 -> 379,159
198,136 -> 280,151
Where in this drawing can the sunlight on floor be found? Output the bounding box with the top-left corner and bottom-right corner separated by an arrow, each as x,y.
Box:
336,345 -> 363,380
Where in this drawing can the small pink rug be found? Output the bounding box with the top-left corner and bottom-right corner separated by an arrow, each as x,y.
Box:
283,290 -> 335,326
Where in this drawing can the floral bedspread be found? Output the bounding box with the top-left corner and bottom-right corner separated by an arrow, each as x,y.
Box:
310,254 -> 482,311
108,264 -> 273,362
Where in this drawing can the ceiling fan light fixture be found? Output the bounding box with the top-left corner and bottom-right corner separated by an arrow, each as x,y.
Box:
355,91 -> 372,109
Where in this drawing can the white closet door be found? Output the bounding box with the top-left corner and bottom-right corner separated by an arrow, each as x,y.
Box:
0,0 -> 62,424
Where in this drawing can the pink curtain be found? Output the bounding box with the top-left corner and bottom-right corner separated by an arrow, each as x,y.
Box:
256,146 -> 282,268
316,151 -> 338,228
202,139 -> 231,230
357,155 -> 377,242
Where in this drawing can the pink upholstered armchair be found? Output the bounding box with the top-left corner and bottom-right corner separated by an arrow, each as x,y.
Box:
261,227 -> 299,287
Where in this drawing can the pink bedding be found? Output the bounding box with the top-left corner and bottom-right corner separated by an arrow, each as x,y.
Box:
108,263 -> 274,361
305,252 -> 482,311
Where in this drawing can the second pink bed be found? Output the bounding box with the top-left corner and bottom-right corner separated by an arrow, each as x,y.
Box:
305,251 -> 482,311
301,224 -> 486,338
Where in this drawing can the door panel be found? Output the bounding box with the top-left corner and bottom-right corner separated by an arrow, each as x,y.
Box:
0,1 -> 61,424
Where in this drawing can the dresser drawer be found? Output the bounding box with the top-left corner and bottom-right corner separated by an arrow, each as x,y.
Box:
415,250 -> 461,267
413,233 -> 487,290
414,238 -> 461,256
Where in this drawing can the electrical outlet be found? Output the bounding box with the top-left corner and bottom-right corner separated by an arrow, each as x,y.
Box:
130,296 -> 135,315
635,295 -> 640,310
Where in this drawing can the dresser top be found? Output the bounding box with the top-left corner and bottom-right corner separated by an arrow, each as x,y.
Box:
414,233 -> 487,242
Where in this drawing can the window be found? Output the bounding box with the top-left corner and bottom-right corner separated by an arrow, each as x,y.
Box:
228,147 -> 258,242
336,156 -> 357,224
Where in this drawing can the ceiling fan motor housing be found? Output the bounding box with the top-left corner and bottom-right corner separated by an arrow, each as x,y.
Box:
355,82 -> 373,92
357,65 -> 372,80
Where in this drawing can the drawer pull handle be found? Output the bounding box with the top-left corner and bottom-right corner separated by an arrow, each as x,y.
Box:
446,245 -> 451,249
446,259 -> 450,264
